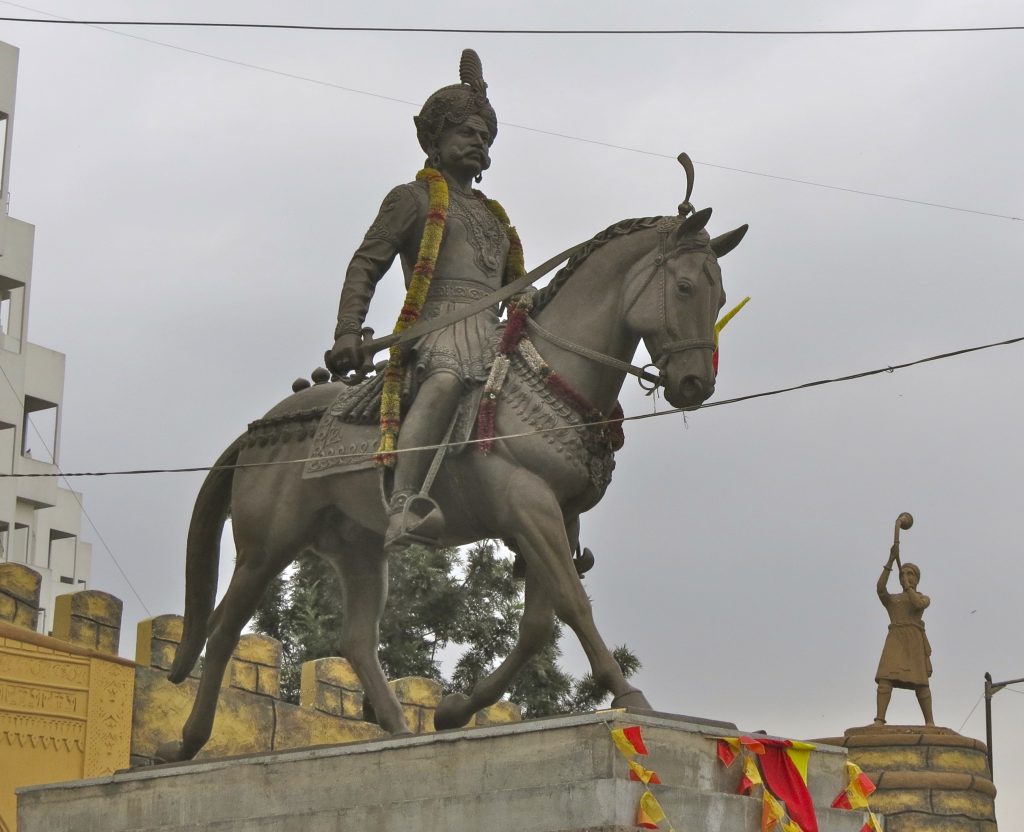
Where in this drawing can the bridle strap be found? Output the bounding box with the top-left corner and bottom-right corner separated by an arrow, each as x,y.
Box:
525,316 -> 662,386
659,338 -> 716,354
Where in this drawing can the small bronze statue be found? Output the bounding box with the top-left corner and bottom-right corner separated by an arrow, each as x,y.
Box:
874,512 -> 934,726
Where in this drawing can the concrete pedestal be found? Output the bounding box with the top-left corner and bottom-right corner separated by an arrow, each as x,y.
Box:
816,726 -> 996,832
20,711 -> 872,832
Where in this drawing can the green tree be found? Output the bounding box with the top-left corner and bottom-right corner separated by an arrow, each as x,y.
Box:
251,541 -> 639,717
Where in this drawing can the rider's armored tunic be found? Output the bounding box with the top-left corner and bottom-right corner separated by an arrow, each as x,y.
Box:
337,180 -> 510,385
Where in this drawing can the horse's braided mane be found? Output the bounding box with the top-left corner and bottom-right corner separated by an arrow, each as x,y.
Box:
532,216 -> 665,312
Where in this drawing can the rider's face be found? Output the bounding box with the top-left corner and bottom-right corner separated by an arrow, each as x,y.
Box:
434,114 -> 491,179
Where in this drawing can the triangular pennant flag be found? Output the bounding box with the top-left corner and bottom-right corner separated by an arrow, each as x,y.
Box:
740,736 -> 766,755
859,811 -> 883,832
629,759 -> 663,784
612,725 -> 649,759
761,791 -> 786,832
855,771 -> 877,799
782,822 -> 804,832
785,742 -> 815,784
738,754 -> 763,795
637,806 -> 659,830
624,725 -> 649,755
831,791 -> 853,810
717,738 -> 739,767
845,763 -> 875,809
757,739 -> 818,832
636,790 -> 666,828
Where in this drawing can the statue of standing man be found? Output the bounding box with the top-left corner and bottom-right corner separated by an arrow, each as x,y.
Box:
874,513 -> 934,726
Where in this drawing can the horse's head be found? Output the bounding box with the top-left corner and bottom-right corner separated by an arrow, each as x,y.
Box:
623,207 -> 748,409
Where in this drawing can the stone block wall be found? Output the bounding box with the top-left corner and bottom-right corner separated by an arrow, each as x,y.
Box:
0,562 -> 42,631
51,590 -> 123,655
130,614 -> 523,765
0,561 -> 524,782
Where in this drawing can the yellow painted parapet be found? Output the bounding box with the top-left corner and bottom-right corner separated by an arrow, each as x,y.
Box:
52,590 -> 123,656
389,676 -> 444,733
0,620 -> 135,832
0,563 -> 42,631
229,633 -> 281,697
301,656 -> 366,720
0,565 -> 522,830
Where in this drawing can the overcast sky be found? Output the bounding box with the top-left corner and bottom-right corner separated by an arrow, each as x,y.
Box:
3,0 -> 1022,824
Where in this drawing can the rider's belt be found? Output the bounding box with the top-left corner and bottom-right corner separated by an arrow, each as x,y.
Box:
424,279 -> 496,303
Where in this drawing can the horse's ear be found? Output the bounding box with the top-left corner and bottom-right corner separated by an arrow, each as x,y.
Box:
677,206 -> 712,237
710,224 -> 749,258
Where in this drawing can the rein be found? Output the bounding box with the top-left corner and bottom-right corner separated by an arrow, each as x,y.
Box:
524,316 -> 662,388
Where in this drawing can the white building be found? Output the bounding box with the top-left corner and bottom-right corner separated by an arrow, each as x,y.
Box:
0,41 -> 91,632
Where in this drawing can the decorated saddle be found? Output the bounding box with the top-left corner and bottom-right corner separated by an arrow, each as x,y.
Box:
301,304 -> 624,494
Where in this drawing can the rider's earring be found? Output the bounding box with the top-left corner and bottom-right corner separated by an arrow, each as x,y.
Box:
474,173 -> 483,184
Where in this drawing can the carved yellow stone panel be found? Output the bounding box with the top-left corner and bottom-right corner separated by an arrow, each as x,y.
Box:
0,622 -> 134,832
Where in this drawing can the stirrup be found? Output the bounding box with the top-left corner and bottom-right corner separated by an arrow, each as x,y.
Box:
385,493 -> 445,550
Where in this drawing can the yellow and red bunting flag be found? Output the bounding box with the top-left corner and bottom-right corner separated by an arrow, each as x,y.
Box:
717,738 -> 740,767
629,759 -> 663,785
738,754 -> 763,795
782,821 -> 804,832
761,791 -> 787,832
740,736 -> 766,755
612,726 -> 649,759
858,812 -> 883,832
756,739 -> 818,832
636,790 -> 667,829
831,762 -> 876,810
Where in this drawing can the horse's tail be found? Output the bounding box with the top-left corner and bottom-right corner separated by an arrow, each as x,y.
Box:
168,435 -> 244,683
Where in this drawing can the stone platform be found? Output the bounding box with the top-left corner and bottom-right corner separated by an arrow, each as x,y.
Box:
20,711 -> 874,832
815,725 -> 996,832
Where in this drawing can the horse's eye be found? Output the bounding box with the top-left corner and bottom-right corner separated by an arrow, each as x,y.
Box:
676,280 -> 694,297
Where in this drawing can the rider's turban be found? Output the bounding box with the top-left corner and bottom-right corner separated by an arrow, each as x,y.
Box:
414,49 -> 498,154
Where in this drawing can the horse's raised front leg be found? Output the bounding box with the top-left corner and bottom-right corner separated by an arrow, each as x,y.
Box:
156,554 -> 281,762
502,470 -> 652,710
325,541 -> 411,736
434,566 -> 556,730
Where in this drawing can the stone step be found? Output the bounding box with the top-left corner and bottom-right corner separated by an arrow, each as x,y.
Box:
19,711 -> 875,832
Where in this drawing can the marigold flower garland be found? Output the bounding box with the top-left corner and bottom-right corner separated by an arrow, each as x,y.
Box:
376,168 -> 525,464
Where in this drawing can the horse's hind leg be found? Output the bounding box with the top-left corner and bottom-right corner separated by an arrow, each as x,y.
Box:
504,470 -> 651,710
435,567 -> 555,729
156,552 -> 283,762
324,539 -> 411,736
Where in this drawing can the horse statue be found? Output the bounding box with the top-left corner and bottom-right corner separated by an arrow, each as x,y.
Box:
156,182 -> 747,762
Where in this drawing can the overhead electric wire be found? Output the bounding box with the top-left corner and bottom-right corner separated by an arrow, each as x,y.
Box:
0,2 -> 1019,222
958,695 -> 983,733
0,362 -> 153,615
1,16 -> 1022,35
2,334 -> 1020,481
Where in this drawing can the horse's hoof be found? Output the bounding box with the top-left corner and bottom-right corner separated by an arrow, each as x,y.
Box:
154,740 -> 186,764
610,688 -> 653,711
434,692 -> 473,730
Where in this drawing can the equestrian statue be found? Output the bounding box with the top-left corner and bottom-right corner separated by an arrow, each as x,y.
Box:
157,49 -> 748,762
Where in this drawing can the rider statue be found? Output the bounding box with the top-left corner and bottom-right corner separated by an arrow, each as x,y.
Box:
874,543 -> 934,726
326,49 -> 523,550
